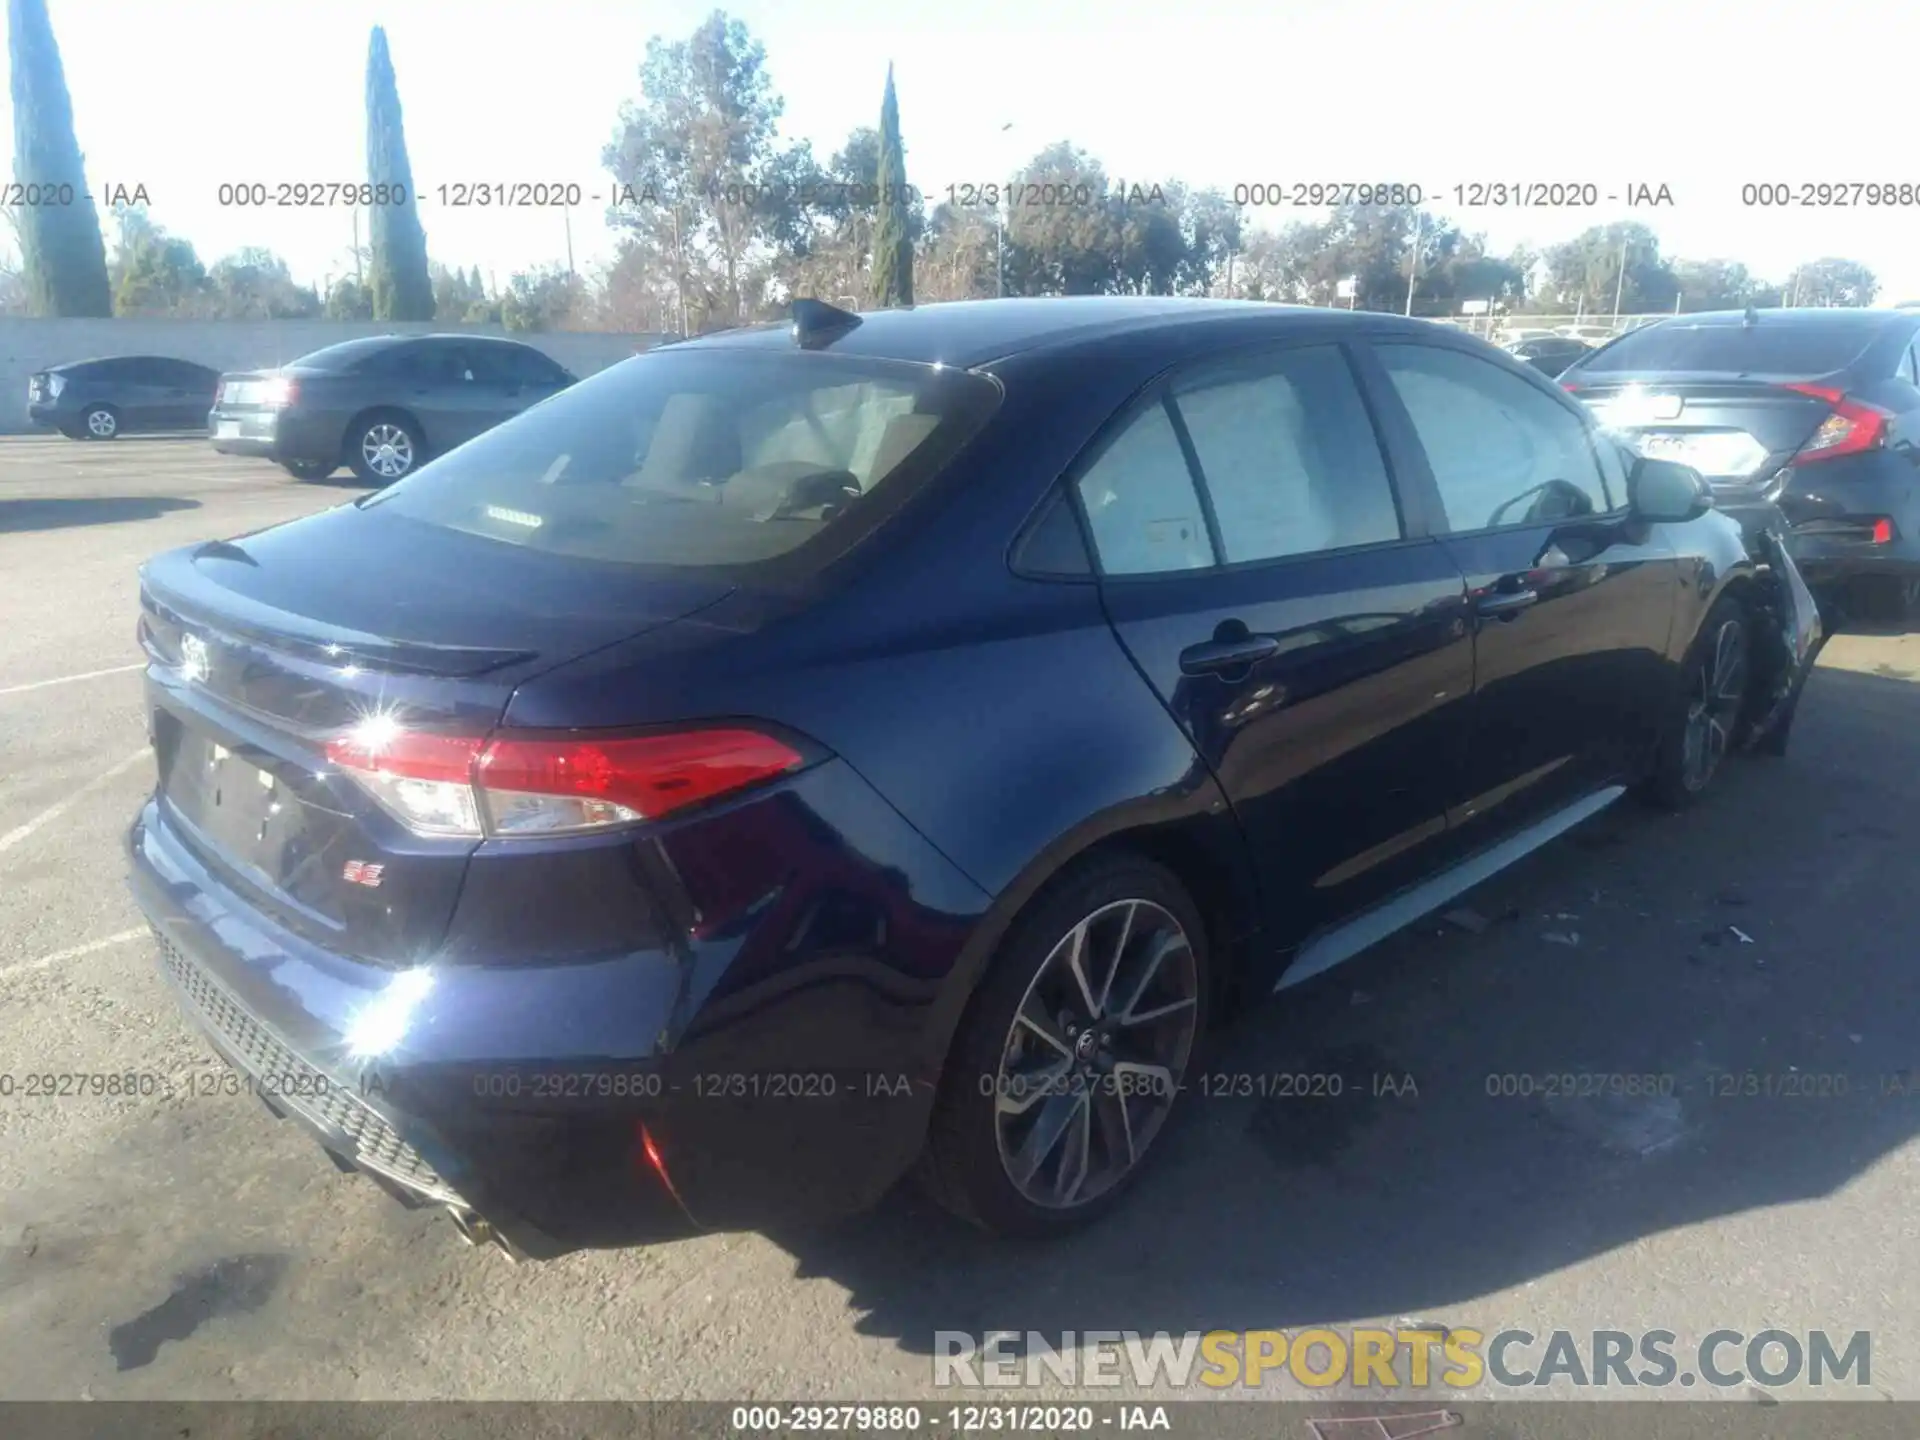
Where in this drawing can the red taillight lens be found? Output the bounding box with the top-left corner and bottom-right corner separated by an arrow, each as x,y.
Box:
261,374 -> 299,408
1780,383 -> 1889,463
478,729 -> 803,834
1561,380 -> 1582,393
323,723 -> 803,839
1872,517 -> 1895,545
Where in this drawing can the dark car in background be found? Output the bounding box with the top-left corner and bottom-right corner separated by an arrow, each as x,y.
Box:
208,334 -> 578,484
1561,308 -> 1920,622
127,298 -> 1821,1259
27,356 -> 221,440
1506,335 -> 1592,377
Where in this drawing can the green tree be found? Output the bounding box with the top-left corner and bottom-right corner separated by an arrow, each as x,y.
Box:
207,247 -> 321,319
870,65 -> 912,307
603,11 -> 789,329
1542,223 -> 1678,314
364,26 -> 434,320
1783,257 -> 1877,307
325,276 -> 374,320
108,207 -> 208,315
501,264 -> 585,331
7,0 -> 110,315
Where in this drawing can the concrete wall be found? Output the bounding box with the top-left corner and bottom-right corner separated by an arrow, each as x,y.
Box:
0,318 -> 674,433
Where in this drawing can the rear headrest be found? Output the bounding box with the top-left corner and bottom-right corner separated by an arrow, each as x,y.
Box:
865,413 -> 941,487
633,393 -> 739,487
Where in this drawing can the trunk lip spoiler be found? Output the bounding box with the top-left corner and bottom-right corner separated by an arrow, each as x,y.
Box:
141,561 -> 539,680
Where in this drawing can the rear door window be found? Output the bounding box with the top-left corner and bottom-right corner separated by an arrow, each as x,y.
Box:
1168,344 -> 1401,563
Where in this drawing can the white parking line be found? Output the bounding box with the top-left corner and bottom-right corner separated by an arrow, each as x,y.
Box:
0,662 -> 144,698
0,746 -> 150,856
0,926 -> 145,982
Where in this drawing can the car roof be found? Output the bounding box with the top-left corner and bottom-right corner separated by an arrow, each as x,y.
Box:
669,296 -> 1455,369
1654,307 -> 1907,330
54,354 -> 208,371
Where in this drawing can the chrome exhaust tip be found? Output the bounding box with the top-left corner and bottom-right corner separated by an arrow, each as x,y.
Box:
445,1206 -> 522,1263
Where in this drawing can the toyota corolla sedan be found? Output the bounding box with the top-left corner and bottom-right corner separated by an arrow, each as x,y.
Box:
126,297 -> 1822,1259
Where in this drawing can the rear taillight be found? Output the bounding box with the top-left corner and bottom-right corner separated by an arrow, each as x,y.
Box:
323,722 -> 804,839
1561,380 -> 1581,393
1780,383 -> 1889,463
213,380 -> 226,406
1872,517 -> 1895,545
260,374 -> 298,408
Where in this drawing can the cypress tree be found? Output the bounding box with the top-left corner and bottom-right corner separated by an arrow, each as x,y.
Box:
7,0 -> 111,316
870,65 -> 913,309
364,26 -> 434,320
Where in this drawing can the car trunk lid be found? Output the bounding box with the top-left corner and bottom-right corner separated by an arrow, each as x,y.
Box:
138,501 -> 732,964
1565,371 -> 1842,497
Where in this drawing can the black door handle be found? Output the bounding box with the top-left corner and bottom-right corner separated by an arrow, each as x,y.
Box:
1475,588 -> 1539,619
1179,635 -> 1281,675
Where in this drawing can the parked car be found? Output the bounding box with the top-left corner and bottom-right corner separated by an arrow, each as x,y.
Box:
208,334 -> 578,484
1555,325 -> 1619,346
1496,327 -> 1557,348
1561,307 -> 1920,622
27,355 -> 221,440
1506,335 -> 1593,376
126,297 -> 1822,1258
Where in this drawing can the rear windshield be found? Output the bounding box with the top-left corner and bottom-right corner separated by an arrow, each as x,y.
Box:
288,337 -> 404,371
360,348 -> 1002,573
1579,319 -> 1879,377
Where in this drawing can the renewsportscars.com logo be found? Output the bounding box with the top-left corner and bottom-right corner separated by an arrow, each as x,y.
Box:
933,1328 -> 1872,1391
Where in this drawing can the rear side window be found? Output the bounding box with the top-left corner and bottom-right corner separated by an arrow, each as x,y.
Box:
1579,319 -> 1879,376
501,345 -> 568,385
361,349 -> 1001,574
1074,402 -> 1212,575
1168,344 -> 1400,563
1378,343 -> 1613,531
289,337 -> 407,372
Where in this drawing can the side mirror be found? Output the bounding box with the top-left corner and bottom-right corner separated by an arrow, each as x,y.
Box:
1628,456 -> 1714,523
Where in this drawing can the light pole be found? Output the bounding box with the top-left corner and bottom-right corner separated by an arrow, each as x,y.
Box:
1404,213 -> 1424,316
1612,239 -> 1629,322
994,121 -> 1013,298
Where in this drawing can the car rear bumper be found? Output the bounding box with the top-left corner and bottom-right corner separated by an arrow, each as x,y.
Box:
125,748 -> 987,1253
207,407 -> 342,465
1770,453 -> 1920,591
26,400 -> 72,430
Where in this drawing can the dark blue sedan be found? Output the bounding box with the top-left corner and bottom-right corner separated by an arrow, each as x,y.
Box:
125,296 -> 1823,1258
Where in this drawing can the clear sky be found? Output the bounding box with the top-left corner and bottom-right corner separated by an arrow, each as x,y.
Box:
6,0 -> 1920,304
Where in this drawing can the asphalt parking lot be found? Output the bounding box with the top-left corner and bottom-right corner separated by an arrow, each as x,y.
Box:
3,434 -> 1919,1403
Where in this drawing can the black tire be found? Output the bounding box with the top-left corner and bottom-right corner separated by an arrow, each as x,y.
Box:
282,458 -> 336,481
79,404 -> 119,440
1639,594 -> 1751,809
346,411 -> 424,485
921,854 -> 1210,1238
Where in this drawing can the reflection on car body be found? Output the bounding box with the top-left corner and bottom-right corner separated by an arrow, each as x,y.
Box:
126,296 -> 1821,1258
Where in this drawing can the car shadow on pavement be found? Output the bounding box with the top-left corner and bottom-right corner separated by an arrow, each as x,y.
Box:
768,664 -> 1920,1356
0,496 -> 200,533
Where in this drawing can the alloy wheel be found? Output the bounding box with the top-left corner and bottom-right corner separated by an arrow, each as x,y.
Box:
361,423 -> 414,480
1681,617 -> 1747,792
86,408 -> 117,438
992,898 -> 1199,1209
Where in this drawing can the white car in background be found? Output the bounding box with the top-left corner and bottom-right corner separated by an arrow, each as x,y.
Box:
1555,324 -> 1618,346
